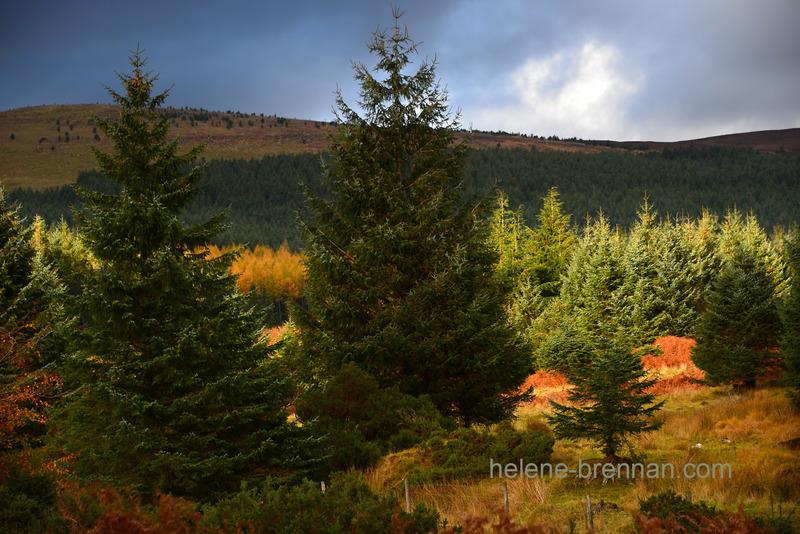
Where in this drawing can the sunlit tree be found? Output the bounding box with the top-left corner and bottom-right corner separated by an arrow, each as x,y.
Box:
294,10 -> 532,425
546,337 -> 663,462
0,192 -> 62,462
50,47 -> 317,500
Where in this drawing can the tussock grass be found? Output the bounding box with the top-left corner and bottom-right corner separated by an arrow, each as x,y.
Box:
366,386 -> 800,532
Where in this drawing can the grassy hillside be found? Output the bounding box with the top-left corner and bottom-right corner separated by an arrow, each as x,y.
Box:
0,104 -> 333,190
4,104 -> 798,193
365,338 -> 800,531
0,104 -> 615,191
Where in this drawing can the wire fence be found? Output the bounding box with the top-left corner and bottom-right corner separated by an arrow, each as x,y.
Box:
377,479 -> 797,532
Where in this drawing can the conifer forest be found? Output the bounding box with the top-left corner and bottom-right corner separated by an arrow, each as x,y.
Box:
2,11 -> 800,533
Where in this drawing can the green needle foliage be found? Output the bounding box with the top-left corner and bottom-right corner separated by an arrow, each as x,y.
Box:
0,189 -> 63,455
690,247 -> 782,389
528,187 -> 576,299
293,9 -> 532,426
49,47 -> 317,500
545,337 -> 663,462
781,227 -> 800,407
613,200 -> 702,347
560,214 -> 625,340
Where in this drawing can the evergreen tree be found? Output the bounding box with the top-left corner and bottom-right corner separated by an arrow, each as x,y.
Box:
686,209 -> 724,315
691,248 -> 782,389
613,199 -> 662,346
0,191 -> 62,457
781,227 -> 800,407
648,218 -> 703,335
718,209 -> 786,294
545,337 -> 663,462
559,214 -> 624,340
613,200 -> 700,346
495,188 -> 576,363
0,188 -> 37,319
504,188 -> 576,340
49,47 -> 316,500
528,187 -> 576,299
489,191 -> 533,287
293,10 -> 531,426
536,322 -> 593,374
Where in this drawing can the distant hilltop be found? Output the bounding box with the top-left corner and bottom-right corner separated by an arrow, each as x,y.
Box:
597,128 -> 800,153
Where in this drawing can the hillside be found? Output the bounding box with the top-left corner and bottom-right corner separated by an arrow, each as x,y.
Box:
0,104 -> 331,190
0,104 -> 616,191
6,104 -> 799,192
10,144 -> 800,250
599,128 -> 800,153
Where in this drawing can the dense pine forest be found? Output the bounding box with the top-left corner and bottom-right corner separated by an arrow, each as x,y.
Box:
8,144 -> 800,249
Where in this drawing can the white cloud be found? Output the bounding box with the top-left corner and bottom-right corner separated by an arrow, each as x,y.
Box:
474,42 -> 642,140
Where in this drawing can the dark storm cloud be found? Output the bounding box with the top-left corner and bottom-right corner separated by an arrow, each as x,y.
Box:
617,1 -> 799,139
2,1 -> 798,141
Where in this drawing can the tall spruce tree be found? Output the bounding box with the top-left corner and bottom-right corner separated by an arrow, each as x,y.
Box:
545,337 -> 663,462
781,227 -> 800,407
613,200 -> 701,346
528,187 -> 576,299
49,47 -> 316,500
560,214 -> 624,341
489,191 -> 533,287
293,10 -> 531,425
691,248 -> 782,389
496,188 -> 576,357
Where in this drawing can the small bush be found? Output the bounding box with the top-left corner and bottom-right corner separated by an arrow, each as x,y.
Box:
296,363 -> 456,473
635,490 -> 778,533
441,509 -> 562,533
638,490 -> 720,529
634,506 -> 775,534
202,470 -> 439,533
410,421 -> 554,483
0,464 -> 68,533
58,482 -> 209,533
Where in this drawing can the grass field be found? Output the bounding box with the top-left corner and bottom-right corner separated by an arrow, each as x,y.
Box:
364,337 -> 800,532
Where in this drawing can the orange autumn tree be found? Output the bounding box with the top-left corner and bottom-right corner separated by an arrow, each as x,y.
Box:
205,241 -> 305,301
0,191 -> 62,469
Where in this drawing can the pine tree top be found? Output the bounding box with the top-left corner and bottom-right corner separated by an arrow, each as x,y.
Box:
294,10 -> 531,426
75,46 -> 228,271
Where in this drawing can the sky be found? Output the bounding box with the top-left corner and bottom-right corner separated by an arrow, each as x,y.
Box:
2,0 -> 799,142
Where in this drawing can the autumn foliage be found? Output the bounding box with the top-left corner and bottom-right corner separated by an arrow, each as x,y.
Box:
0,326 -> 61,455
0,191 -> 62,474
520,336 -> 708,409
59,484 -> 206,534
204,242 -> 304,301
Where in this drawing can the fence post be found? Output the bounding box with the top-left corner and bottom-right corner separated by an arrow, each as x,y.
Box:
404,477 -> 411,513
586,493 -> 593,531
503,481 -> 509,515
685,491 -> 692,502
